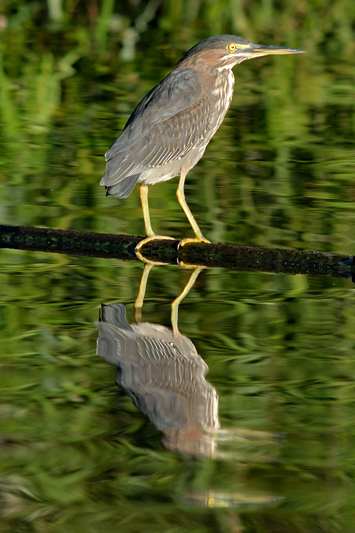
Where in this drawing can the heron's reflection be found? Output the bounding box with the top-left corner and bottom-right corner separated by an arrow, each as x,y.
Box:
97,265 -> 281,510
97,266 -> 220,456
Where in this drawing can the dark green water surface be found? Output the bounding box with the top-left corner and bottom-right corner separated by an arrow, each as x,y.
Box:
1,15 -> 355,533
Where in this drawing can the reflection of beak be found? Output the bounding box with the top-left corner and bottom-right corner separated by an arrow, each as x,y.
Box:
245,43 -> 304,58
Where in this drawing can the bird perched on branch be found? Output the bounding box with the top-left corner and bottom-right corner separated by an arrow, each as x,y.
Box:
101,35 -> 303,261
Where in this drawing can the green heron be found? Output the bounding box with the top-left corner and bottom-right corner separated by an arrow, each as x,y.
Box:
101,35 -> 303,260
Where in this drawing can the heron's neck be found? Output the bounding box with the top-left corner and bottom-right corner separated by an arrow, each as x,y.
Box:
213,67 -> 235,92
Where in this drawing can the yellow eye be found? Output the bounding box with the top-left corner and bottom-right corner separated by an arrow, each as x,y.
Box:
227,42 -> 238,53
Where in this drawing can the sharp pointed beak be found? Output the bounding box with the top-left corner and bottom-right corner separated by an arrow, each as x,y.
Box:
247,43 -> 304,58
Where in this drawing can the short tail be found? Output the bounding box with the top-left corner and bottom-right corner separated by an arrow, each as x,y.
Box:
101,173 -> 140,199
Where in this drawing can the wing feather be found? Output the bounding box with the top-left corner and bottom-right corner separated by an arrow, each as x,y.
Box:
102,68 -> 211,187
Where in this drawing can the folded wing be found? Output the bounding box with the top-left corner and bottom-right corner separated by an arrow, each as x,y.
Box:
101,68 -> 210,198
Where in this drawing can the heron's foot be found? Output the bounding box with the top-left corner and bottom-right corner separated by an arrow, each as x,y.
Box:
135,235 -> 175,265
178,236 -> 211,248
177,236 -> 211,268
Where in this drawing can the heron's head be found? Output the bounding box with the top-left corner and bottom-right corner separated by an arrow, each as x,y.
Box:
181,35 -> 304,70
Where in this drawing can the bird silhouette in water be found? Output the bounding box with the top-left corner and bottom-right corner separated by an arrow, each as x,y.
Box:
97,302 -> 219,457
96,267 -> 282,508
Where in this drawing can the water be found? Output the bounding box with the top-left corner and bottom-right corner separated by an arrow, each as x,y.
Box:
1,26 -> 355,533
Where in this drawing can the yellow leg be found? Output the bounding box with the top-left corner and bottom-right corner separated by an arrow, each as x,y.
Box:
140,184 -> 154,237
176,171 -> 210,266
171,267 -> 204,336
176,171 -> 210,249
135,184 -> 174,264
134,263 -> 153,322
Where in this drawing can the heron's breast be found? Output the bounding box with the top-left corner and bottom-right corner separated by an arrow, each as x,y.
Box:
209,70 -> 235,132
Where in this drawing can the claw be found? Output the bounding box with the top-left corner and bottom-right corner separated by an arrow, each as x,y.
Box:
177,237 -> 211,268
178,237 -> 211,249
135,235 -> 175,265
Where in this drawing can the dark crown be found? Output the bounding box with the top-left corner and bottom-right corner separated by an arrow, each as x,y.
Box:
181,35 -> 249,60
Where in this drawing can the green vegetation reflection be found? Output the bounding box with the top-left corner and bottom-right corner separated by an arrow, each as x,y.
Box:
0,2 -> 355,532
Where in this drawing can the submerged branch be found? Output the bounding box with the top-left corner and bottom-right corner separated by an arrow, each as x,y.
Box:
0,223 -> 353,279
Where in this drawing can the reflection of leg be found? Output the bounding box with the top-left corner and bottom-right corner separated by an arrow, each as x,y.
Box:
134,263 -> 153,322
177,171 -> 210,247
171,267 -> 204,336
135,184 -> 175,264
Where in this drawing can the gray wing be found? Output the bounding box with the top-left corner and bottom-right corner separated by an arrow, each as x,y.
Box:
101,68 -> 210,190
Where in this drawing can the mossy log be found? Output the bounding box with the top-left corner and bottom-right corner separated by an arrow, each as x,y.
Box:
0,224 -> 353,279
